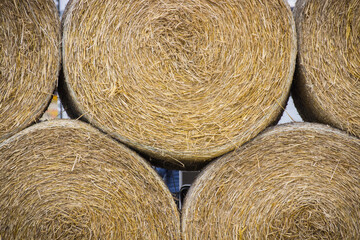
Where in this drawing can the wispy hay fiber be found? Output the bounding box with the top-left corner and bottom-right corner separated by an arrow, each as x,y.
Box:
60,0 -> 296,169
293,0 -> 360,138
0,120 -> 180,239
182,123 -> 360,239
0,0 -> 61,142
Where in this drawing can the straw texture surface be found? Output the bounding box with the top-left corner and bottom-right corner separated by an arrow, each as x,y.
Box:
293,0 -> 360,138
60,0 -> 296,169
0,120 -> 180,239
0,0 -> 61,142
182,123 -> 360,239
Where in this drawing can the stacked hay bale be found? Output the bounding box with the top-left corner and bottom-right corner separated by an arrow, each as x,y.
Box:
60,0 -> 297,169
0,0 -> 61,142
293,0 -> 360,137
0,120 -> 180,239
182,123 -> 360,239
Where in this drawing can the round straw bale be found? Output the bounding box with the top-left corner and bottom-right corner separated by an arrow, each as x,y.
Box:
292,0 -> 360,138
182,123 -> 360,239
0,0 -> 61,142
59,0 -> 297,169
0,120 -> 180,239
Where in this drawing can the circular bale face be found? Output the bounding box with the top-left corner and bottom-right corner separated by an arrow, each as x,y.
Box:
0,0 -> 61,142
60,0 -> 296,169
0,120 -> 180,239
293,0 -> 360,138
182,123 -> 360,239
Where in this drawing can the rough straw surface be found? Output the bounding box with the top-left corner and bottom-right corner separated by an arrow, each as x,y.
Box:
0,0 -> 60,142
0,120 -> 180,239
60,0 -> 296,169
293,0 -> 360,138
182,123 -> 360,239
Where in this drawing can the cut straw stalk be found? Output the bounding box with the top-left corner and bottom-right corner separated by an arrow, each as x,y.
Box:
60,0 -> 296,169
0,120 -> 180,239
0,0 -> 61,142
182,122 -> 360,239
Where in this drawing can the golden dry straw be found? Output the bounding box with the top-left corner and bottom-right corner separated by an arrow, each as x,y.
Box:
59,0 -> 297,169
0,0 -> 61,142
0,120 -> 180,239
292,0 -> 360,138
182,123 -> 360,239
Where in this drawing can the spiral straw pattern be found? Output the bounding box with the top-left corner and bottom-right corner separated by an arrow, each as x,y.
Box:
293,0 -> 360,138
0,120 -> 180,239
0,0 -> 60,142
182,123 -> 360,239
60,0 -> 296,169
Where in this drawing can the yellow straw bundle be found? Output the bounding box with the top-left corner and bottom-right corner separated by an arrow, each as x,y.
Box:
182,123 -> 360,239
60,0 -> 296,169
0,0 -> 60,142
293,0 -> 360,138
0,120 -> 180,239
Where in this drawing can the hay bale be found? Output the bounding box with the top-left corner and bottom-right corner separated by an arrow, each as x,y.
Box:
0,0 -> 61,142
59,0 -> 297,169
292,0 -> 360,138
182,123 -> 360,239
0,120 -> 180,239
